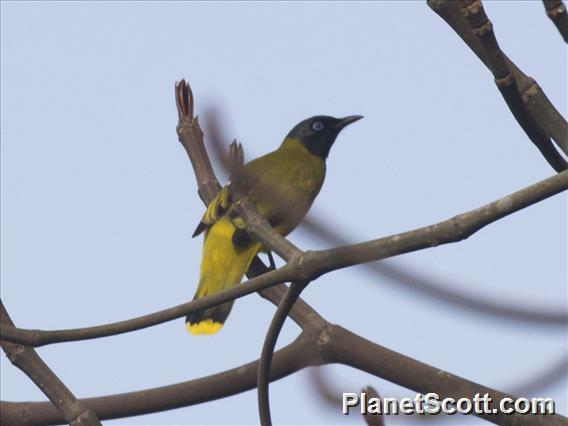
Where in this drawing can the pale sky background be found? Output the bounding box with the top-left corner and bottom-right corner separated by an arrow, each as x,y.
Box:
1,1 -> 566,425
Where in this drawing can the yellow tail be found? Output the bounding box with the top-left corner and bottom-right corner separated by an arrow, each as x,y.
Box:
186,216 -> 261,335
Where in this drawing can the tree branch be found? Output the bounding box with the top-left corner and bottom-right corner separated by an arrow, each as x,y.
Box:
461,0 -> 567,172
0,302 -> 102,426
3,322 -> 566,426
330,325 -> 566,426
0,333 -> 317,426
2,170 -> 566,347
314,170 -> 567,273
428,0 -> 568,158
257,281 -> 308,426
543,0 -> 568,42
175,81 -> 221,203
0,264 -> 297,346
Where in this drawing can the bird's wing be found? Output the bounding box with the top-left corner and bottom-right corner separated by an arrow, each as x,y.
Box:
192,186 -> 233,237
191,153 -> 275,241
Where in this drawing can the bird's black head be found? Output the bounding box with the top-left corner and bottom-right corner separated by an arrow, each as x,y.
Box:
285,115 -> 363,159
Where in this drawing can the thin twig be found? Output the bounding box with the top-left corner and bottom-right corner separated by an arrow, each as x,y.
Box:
459,0 -> 567,172
0,264 -> 296,346
0,302 -> 102,426
543,0 -> 568,42
428,0 -> 568,157
257,281 -> 308,426
175,80 -> 221,204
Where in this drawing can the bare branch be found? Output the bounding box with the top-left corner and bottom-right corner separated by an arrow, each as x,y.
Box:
428,0 -> 568,158
0,263 -> 297,346
175,80 -> 221,204
0,333 -> 317,426
257,281 -> 308,426
313,170 -> 568,273
2,170 -> 566,347
3,323 -> 565,426
0,302 -> 102,426
329,325 -> 566,426
460,0 -> 567,172
543,0 -> 568,42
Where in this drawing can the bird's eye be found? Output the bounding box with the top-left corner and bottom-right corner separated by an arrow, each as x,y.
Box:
311,120 -> 324,132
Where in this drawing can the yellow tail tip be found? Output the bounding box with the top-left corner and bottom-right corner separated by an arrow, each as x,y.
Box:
186,319 -> 223,335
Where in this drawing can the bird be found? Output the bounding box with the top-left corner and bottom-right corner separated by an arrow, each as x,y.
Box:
187,115 -> 363,335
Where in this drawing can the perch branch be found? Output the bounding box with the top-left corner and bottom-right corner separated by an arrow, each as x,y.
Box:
2,170 -> 567,348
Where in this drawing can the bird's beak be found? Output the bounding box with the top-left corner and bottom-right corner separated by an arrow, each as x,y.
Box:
335,115 -> 364,131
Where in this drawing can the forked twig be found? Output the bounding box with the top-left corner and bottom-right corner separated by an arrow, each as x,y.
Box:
0,302 -> 102,426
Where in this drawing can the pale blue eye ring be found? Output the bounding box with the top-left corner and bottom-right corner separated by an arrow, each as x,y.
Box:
311,120 -> 324,132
